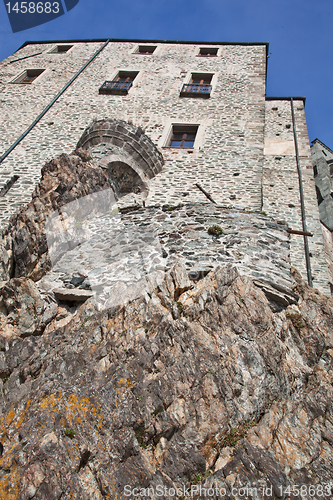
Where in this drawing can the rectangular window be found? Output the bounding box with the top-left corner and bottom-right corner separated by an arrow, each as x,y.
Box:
136,45 -> 156,54
199,47 -> 218,56
168,125 -> 198,148
50,45 -> 73,53
99,71 -> 139,95
313,165 -> 318,177
12,69 -> 45,84
180,73 -> 213,98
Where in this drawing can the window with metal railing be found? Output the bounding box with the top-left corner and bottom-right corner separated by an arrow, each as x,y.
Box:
180,73 -> 213,98
99,71 -> 139,95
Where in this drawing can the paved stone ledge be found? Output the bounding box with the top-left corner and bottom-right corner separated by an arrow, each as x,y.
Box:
39,202 -> 296,310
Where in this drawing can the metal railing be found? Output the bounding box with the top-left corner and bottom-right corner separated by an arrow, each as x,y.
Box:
99,80 -> 132,94
180,83 -> 212,96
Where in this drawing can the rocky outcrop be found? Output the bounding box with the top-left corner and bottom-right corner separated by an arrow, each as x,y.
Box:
1,151 -> 333,499
0,262 -> 332,499
0,149 -> 110,281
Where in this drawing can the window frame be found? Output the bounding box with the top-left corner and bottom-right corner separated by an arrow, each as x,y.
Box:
198,47 -> 219,57
168,128 -> 197,148
134,45 -> 157,55
48,44 -> 74,54
180,72 -> 214,98
99,70 -> 139,95
159,121 -> 206,150
163,124 -> 199,149
11,69 -> 45,84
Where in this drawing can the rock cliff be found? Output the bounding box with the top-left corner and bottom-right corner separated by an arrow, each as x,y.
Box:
0,152 -> 333,500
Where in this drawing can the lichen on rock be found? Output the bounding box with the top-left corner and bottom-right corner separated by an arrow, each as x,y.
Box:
0,152 -> 333,499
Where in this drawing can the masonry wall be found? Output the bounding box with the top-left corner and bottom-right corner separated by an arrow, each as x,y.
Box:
0,40 -> 330,295
311,139 -> 333,231
263,99 -> 329,294
0,41 -> 266,224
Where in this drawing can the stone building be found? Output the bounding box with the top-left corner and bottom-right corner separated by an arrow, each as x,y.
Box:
311,138 -> 333,293
0,39 -> 330,294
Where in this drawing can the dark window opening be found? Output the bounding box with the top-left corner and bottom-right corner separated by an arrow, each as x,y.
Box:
199,47 -> 218,56
316,186 -> 324,205
322,149 -> 327,156
51,45 -> 73,53
137,45 -> 156,54
190,74 -> 212,85
180,73 -> 213,98
99,71 -> 139,95
13,69 -> 44,84
313,165 -> 318,177
168,126 -> 198,148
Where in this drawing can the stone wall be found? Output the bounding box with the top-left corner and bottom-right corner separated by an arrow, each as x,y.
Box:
311,138 -> 333,231
0,40 -> 330,295
0,41 -> 267,225
263,99 -> 330,294
39,200 -> 298,312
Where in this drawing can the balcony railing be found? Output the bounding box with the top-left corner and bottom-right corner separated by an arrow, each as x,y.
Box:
99,80 -> 133,95
180,83 -> 212,98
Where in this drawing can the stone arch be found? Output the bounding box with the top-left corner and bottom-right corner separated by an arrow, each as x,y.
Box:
77,119 -> 164,199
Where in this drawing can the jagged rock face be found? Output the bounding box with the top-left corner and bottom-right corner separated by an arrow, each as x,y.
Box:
0,149 -> 110,281
0,263 -> 333,499
1,150 -> 333,499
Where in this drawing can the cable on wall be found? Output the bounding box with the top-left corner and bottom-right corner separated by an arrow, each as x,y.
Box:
291,97 -> 313,287
0,39 -> 110,166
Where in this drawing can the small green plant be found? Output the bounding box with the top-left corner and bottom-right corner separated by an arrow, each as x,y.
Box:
286,312 -> 305,331
2,375 -> 9,383
207,225 -> 223,237
64,428 -> 76,438
176,301 -> 187,312
209,370 -> 214,374
192,469 -> 214,484
261,211 -> 267,216
144,328 -> 148,333
221,420 -> 256,448
135,427 -> 147,448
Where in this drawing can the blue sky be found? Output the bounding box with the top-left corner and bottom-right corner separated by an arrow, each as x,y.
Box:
0,0 -> 332,148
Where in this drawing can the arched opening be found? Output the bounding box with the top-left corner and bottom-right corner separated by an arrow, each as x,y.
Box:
107,160 -> 148,199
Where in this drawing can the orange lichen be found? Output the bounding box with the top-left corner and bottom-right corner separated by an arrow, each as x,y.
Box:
39,393 -> 104,432
117,377 -> 135,389
14,400 -> 31,429
0,461 -> 20,500
40,394 -> 59,412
